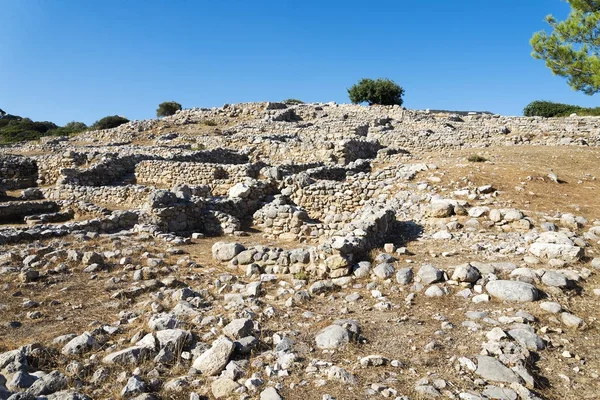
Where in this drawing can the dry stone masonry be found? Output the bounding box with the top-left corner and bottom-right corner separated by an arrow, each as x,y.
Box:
0,101 -> 599,400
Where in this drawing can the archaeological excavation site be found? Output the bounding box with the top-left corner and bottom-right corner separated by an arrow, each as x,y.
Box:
1,102 -> 599,400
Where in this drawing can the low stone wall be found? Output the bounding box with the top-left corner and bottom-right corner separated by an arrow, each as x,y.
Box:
59,155 -> 144,186
322,202 -> 396,277
43,185 -> 152,208
285,175 -> 393,221
35,152 -> 89,186
0,155 -> 38,190
0,210 -> 139,244
135,161 -> 260,195
219,201 -> 397,278
0,201 -> 59,222
252,197 -> 314,241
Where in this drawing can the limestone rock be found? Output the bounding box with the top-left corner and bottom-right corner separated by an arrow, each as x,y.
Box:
192,336 -> 235,376
486,280 -> 538,303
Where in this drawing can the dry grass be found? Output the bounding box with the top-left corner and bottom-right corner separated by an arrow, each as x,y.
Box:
419,145 -> 600,220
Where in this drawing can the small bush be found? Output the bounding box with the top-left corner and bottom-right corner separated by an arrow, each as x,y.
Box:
573,107 -> 600,116
202,119 -> 217,126
294,271 -> 308,281
0,115 -> 59,144
46,121 -> 89,137
157,101 -> 182,117
64,121 -> 88,131
283,99 -> 304,105
468,154 -> 487,163
92,115 -> 129,130
348,78 -> 404,106
523,101 -> 581,117
522,100 -> 600,117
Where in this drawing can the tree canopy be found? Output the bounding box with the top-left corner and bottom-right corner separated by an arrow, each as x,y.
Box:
92,115 -> 129,130
347,78 -> 404,106
531,0 -> 600,95
157,101 -> 182,117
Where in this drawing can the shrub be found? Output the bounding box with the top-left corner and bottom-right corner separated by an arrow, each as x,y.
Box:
0,111 -> 88,144
468,154 -> 487,163
523,101 -> 581,117
348,78 -> 404,106
572,107 -> 600,116
92,115 -> 129,130
283,99 -> 304,105
202,119 -> 217,126
64,121 -> 88,131
157,101 -> 182,117
294,271 -> 309,280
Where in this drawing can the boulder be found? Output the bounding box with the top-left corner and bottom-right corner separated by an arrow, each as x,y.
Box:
475,356 -> 521,384
486,280 -> 538,303
315,325 -> 350,349
192,336 -> 235,376
212,242 -> 245,262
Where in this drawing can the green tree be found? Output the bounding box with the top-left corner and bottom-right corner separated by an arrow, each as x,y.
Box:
156,101 -> 182,117
92,115 -> 129,130
531,1 -> 600,95
64,121 -> 88,131
282,98 -> 304,105
348,78 -> 404,106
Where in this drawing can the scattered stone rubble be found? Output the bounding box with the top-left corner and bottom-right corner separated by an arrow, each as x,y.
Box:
0,102 -> 599,399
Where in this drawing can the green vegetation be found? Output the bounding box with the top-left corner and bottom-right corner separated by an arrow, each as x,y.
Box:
348,78 -> 405,106
467,154 -> 488,163
202,119 -> 217,126
0,116 -> 57,144
157,101 -> 182,117
523,100 -> 600,117
282,99 -> 304,105
294,271 -> 309,281
0,114 -> 89,144
92,115 -> 129,130
0,108 -> 130,144
531,1 -> 600,95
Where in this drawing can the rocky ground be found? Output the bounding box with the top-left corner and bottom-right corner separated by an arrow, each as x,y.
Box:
0,102 -> 599,400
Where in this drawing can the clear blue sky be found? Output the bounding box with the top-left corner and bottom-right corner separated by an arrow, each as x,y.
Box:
1,0 -> 597,125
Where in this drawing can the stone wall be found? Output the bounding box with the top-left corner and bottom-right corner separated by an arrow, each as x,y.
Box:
135,161 -> 260,195
0,201 -> 59,222
252,196 -> 314,241
59,155 -> 144,186
0,210 -> 139,245
0,155 -> 38,190
35,152 -> 89,186
220,201 -> 397,278
43,185 -> 152,208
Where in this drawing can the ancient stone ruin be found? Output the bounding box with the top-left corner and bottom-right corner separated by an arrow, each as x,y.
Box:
0,102 -> 599,399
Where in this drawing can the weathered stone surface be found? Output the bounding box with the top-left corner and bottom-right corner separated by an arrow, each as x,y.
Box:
451,264 -> 481,283
61,332 -> 97,355
486,280 -> 538,302
223,318 -> 254,339
508,329 -> 545,351
192,336 -> 235,376
475,356 -> 520,384
212,242 -> 245,262
211,377 -> 241,398
315,325 -> 350,349
260,387 -> 283,400
418,264 -> 443,284
102,346 -> 153,365
373,262 -> 395,279
25,370 -> 67,396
